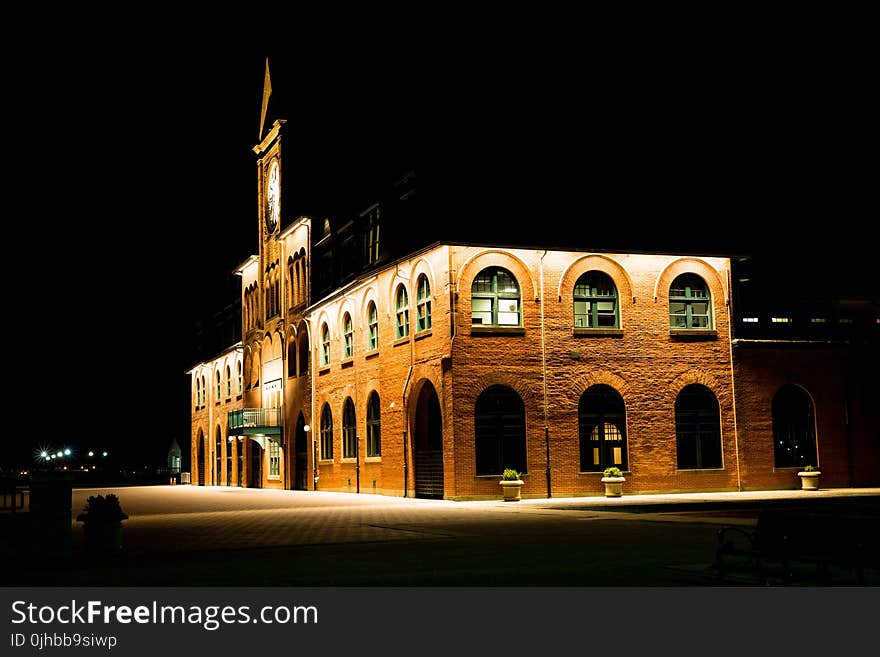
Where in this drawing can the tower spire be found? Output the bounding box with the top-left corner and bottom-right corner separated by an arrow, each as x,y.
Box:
259,57 -> 272,140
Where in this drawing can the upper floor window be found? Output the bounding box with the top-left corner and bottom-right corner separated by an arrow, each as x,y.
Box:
236,361 -> 242,393
367,301 -> 379,351
342,312 -> 353,359
215,371 -> 221,401
343,397 -> 357,459
201,376 -> 206,405
472,267 -> 521,326
574,271 -> 619,329
416,274 -> 432,332
395,285 -> 410,339
364,204 -> 381,266
195,378 -> 201,409
669,274 -> 712,329
225,366 -> 231,397
321,323 -> 330,366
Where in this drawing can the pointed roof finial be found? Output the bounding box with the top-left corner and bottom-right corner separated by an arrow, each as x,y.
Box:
259,57 -> 272,140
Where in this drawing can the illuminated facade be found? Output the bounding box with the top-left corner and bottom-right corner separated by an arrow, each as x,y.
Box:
188,76 -> 878,499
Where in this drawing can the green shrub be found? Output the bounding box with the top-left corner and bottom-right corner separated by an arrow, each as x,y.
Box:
603,467 -> 623,478
501,468 -> 521,481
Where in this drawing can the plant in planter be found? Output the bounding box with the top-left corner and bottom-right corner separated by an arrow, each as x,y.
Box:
499,468 -> 524,501
76,494 -> 129,553
797,464 -> 821,491
601,467 -> 625,497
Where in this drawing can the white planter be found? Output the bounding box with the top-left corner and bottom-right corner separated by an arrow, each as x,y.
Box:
500,480 -> 524,501
601,476 -> 625,498
798,471 -> 821,491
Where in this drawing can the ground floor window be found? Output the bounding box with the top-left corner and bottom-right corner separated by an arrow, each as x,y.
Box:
579,384 -> 627,471
675,384 -> 722,469
268,440 -> 280,478
773,384 -> 817,468
474,385 -> 527,475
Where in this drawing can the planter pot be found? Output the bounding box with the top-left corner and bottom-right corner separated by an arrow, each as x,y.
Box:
81,521 -> 124,553
798,471 -> 821,491
601,476 -> 625,498
500,480 -> 524,501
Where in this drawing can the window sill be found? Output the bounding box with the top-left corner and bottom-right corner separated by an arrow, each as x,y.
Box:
578,470 -> 631,476
669,329 -> 717,340
414,330 -> 432,341
236,395 -> 242,401
573,328 -> 623,337
225,398 -> 231,404
475,473 -> 529,479
318,365 -> 331,375
365,456 -> 382,463
470,326 -> 525,336
675,468 -> 725,474
318,459 -> 335,465
365,350 -> 380,360
341,457 -> 357,464
393,336 -> 411,347
268,475 -> 281,481
340,358 -> 354,369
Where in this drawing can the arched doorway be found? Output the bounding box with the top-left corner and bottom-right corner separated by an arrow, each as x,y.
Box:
215,426 -> 223,486
237,439 -> 244,487
294,412 -> 308,490
249,439 -> 263,488
413,381 -> 443,499
197,429 -> 205,486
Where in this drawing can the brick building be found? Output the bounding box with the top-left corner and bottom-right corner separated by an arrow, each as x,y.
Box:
188,66 -> 878,499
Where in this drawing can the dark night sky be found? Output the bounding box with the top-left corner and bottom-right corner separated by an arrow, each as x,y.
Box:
7,29 -> 875,470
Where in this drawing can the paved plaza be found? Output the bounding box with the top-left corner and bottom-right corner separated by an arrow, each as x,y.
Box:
9,485 -> 880,586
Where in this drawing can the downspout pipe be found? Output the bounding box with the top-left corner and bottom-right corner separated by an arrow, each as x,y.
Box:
540,250 -> 551,498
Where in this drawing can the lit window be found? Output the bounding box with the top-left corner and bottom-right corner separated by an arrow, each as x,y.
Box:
838,318 -> 853,324
771,317 -> 791,323
471,267 -> 521,327
367,301 -> 378,351
579,385 -> 627,471
342,313 -> 353,359
573,271 -> 618,329
395,285 -> 410,339
742,317 -> 759,323
810,318 -> 827,324
320,403 -> 333,460
343,398 -> 357,459
669,274 -> 712,329
367,391 -> 381,457
416,275 -> 432,332
321,323 -> 330,366
268,440 -> 280,478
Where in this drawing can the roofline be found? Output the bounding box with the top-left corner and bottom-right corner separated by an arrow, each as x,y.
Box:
233,255 -> 259,276
186,341 -> 244,374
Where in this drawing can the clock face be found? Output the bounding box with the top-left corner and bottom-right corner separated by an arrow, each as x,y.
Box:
266,160 -> 280,234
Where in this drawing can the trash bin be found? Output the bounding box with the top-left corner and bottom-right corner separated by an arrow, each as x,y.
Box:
28,472 -> 73,560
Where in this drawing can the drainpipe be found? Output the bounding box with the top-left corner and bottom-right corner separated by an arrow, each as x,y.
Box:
397,263 -> 414,498
726,266 -> 742,492
539,250 -> 551,498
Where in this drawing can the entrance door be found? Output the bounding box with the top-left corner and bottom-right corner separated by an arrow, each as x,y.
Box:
413,382 -> 444,499
197,431 -> 205,486
294,413 -> 308,490
249,439 -> 263,488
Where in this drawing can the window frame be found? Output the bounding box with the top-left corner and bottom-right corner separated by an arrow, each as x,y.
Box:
320,403 -> 333,460
342,397 -> 357,459
573,271 -> 619,329
320,323 -> 331,366
367,301 -> 379,351
474,384 -> 528,476
471,267 -> 522,327
367,391 -> 381,457
674,384 -> 723,470
669,274 -> 713,330
342,312 -> 353,359
416,274 -> 432,333
395,285 -> 410,339
578,384 -> 627,472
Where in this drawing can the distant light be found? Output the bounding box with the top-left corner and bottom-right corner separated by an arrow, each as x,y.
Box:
63,448 -> 71,456
102,451 -> 108,457
56,451 -> 63,458
771,317 -> 791,323
40,451 -> 48,458
303,424 -> 310,432
88,451 -> 94,457
742,317 -> 758,323
811,318 -> 827,324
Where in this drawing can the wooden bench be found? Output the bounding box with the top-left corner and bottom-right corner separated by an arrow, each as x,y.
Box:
713,508 -> 879,585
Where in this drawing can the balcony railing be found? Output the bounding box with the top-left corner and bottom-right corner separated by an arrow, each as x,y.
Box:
228,408 -> 282,435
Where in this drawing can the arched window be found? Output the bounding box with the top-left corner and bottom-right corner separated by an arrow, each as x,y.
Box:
320,403 -> 333,460
236,361 -> 242,393
669,273 -> 712,329
343,397 -> 357,459
342,312 -> 353,359
395,285 -> 410,338
320,323 -> 330,366
367,391 -> 381,457
416,274 -> 432,332
675,384 -> 722,469
195,378 -> 201,409
471,267 -> 521,326
367,301 -> 379,351
287,339 -> 296,377
574,271 -> 619,329
772,385 -> 817,468
215,426 -> 223,485
579,384 -> 627,471
200,376 -> 206,405
215,371 -> 221,401
298,334 -> 309,376
226,366 -> 231,397
288,259 -> 295,308
474,385 -> 527,475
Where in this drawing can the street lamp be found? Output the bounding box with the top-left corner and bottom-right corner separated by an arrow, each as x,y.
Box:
63,448 -> 71,456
